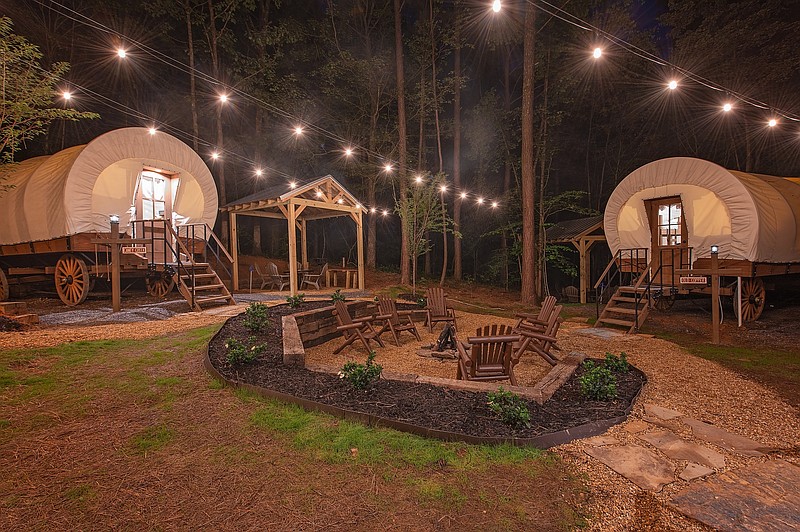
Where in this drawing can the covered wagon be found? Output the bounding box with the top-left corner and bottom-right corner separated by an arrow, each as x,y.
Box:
597,157 -> 800,328
0,127 -> 234,309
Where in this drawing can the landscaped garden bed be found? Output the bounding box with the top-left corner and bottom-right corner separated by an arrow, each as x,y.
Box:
206,302 -> 646,446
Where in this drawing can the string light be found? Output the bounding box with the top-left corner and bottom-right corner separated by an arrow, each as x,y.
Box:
370,207 -> 377,214
116,48 -> 126,58
294,126 -> 304,136
722,102 -> 733,113
255,168 -> 263,177
415,175 -> 423,184
337,198 -> 344,204
667,80 -> 678,91
289,181 -> 297,189
439,184 -> 447,193
592,47 -> 602,59
62,91 -> 72,100
460,192 -> 467,199
477,197 -> 485,204
148,126 -> 157,135
219,93 -> 229,104
356,203 -> 362,210
491,201 -> 499,208
384,163 -> 393,173
211,151 -> 220,160
382,209 -> 389,216
316,190 -> 323,198
492,0 -> 501,13
344,147 -> 353,157
768,118 -> 778,128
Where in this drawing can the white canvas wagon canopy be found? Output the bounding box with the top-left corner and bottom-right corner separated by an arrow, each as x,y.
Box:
0,127 -> 218,246
604,157 -> 800,263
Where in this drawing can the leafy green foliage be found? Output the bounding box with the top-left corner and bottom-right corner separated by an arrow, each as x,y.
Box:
486,387 -> 531,428
579,360 -> 617,401
286,293 -> 305,308
225,337 -> 265,365
604,352 -> 629,373
243,302 -> 271,333
331,289 -> 346,302
338,351 -> 382,390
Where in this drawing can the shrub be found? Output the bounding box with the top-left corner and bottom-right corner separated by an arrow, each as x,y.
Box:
487,387 -> 531,428
286,293 -> 305,308
225,337 -> 265,365
338,351 -> 383,390
604,351 -> 629,373
580,360 -> 617,401
243,302 -> 271,333
331,289 -> 346,302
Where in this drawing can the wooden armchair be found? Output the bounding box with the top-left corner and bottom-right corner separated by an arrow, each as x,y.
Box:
301,263 -> 328,290
253,263 -> 271,290
514,295 -> 557,332
424,287 -> 457,332
513,304 -> 562,366
268,262 -> 290,291
332,300 -> 387,354
375,295 -> 421,346
456,324 -> 521,386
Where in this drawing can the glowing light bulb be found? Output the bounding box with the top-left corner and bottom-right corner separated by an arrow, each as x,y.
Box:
211,151 -> 220,160
384,163 -> 393,173
460,192 -> 467,199
289,181 -> 297,189
382,209 -> 389,216
62,91 -> 72,100
593,47 -> 602,59
337,198 -> 344,204
117,48 -> 127,58
219,93 -> 228,103
316,190 -> 323,198
768,118 -> 778,127
356,203 -> 362,210
344,147 -> 353,156
255,168 -> 263,177
439,184 -> 447,193
415,175 -> 423,184
667,80 -> 678,90
491,201 -> 499,208
148,127 -> 157,135
477,197 -> 485,204
294,126 -> 303,136
370,207 -> 376,214
723,103 -> 733,113
492,0 -> 501,13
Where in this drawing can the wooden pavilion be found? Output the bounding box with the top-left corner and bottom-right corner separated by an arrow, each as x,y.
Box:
220,175 -> 365,295
546,215 -> 606,304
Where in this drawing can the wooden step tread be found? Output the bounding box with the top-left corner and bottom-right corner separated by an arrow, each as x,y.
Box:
192,283 -> 225,291
181,273 -> 216,279
196,295 -> 233,303
604,307 -> 641,315
610,296 -> 646,304
597,317 -> 635,327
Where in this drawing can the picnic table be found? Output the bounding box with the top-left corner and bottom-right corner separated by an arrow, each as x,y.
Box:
326,267 -> 358,289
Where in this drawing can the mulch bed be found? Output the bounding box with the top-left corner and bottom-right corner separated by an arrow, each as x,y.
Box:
0,316 -> 24,332
208,303 -> 646,439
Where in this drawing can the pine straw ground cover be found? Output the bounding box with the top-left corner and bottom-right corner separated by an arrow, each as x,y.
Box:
0,312 -> 584,530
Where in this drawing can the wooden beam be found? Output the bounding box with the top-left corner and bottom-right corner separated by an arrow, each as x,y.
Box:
357,208 -> 365,290
230,212 -> 239,291
234,211 -> 286,220
301,219 -> 308,268
277,204 -> 289,219
287,201 -> 298,295
300,212 -> 352,221
292,197 -> 358,215
294,204 -> 307,218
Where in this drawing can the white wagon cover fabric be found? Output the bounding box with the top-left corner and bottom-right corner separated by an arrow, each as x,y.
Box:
604,157 -> 800,263
0,127 -> 218,246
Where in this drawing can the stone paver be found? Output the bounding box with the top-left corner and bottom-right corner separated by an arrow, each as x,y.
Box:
670,460 -> 800,532
584,444 -> 675,492
679,462 -> 715,481
583,435 -> 619,447
644,403 -> 683,420
575,327 -> 624,339
639,430 -> 725,469
682,418 -> 768,457
623,419 -> 651,434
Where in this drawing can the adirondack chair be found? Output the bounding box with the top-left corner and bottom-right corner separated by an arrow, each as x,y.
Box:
456,324 -> 521,385
301,263 -> 328,290
268,262 -> 290,291
424,287 -> 457,332
253,263 -> 272,290
513,304 -> 562,366
332,300 -> 387,354
374,295 -> 421,346
514,295 -> 557,332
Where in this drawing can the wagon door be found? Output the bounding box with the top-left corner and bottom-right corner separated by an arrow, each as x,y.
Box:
133,169 -> 179,264
646,197 -> 689,288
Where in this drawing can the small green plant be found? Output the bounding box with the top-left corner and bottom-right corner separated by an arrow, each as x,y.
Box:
487,387 -> 531,428
243,302 -> 271,333
338,351 -> 383,390
603,351 -> 629,373
286,293 -> 306,308
579,360 -> 617,401
331,289 -> 346,302
225,337 -> 265,365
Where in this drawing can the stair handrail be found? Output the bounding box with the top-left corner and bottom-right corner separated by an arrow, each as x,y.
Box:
594,247 -> 649,320
176,223 -> 233,282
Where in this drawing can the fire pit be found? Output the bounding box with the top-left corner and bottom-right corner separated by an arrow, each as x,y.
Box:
416,323 -> 458,360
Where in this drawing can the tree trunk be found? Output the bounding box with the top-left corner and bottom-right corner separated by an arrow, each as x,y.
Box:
184,0 -> 199,151
538,53 -> 549,297
394,0 -> 410,285
500,44 -> 511,290
452,9 -> 462,281
520,3 -> 538,305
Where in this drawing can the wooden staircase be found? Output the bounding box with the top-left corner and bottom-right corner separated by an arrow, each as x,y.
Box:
595,285 -> 654,333
174,262 -> 235,311
0,301 -> 39,325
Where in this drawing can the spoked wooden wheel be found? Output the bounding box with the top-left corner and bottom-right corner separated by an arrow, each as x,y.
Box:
654,294 -> 675,311
146,275 -> 175,298
0,268 -> 8,302
733,278 -> 766,322
55,254 -> 90,306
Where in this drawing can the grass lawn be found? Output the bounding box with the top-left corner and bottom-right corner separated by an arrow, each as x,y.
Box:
0,325 -> 585,530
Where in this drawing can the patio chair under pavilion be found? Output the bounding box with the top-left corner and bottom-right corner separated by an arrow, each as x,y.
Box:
220,175 -> 366,295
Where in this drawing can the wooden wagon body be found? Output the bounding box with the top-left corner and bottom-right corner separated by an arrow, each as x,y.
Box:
598,157 -> 800,324
0,128 -> 233,309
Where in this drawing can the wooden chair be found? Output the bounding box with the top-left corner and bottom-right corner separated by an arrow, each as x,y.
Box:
424,287 -> 457,332
375,295 -> 421,346
513,304 -> 562,366
268,262 -> 290,291
514,295 -> 557,332
456,324 -> 520,385
332,300 -> 387,354
562,285 -> 580,303
301,263 -> 328,290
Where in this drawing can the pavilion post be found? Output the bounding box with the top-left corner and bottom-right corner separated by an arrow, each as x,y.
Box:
287,200 -> 298,295
229,211 -> 239,291
357,208 -> 365,290
576,238 -> 595,304
301,219 -> 308,268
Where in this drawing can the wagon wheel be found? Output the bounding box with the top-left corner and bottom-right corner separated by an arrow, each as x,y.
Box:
146,275 -> 175,298
0,268 -> 8,302
54,254 -> 90,306
733,278 -> 766,322
654,294 -> 675,311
